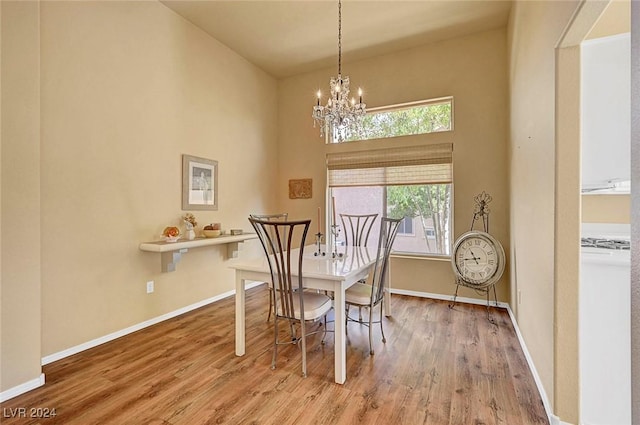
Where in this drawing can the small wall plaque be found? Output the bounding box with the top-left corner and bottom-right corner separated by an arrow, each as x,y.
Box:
289,178 -> 312,199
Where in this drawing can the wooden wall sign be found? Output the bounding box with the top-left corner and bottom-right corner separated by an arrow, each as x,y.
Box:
288,179 -> 312,199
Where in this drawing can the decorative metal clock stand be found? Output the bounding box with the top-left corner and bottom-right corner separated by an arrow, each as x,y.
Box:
449,192 -> 505,322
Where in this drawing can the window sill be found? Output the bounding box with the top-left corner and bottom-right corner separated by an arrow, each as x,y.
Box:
391,252 -> 451,261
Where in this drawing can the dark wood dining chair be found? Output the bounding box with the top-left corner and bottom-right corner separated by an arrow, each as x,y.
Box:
248,217 -> 333,377
345,217 -> 401,355
249,213 -> 288,321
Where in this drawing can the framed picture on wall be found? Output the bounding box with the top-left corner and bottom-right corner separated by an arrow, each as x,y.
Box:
289,178 -> 313,199
182,154 -> 218,210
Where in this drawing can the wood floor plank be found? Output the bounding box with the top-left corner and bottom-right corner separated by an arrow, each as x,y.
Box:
1,285 -> 548,425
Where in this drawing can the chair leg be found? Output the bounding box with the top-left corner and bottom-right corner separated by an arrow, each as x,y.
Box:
289,321 -> 297,340
345,305 -> 349,334
379,301 -> 386,344
271,315 -> 279,370
321,315 -> 327,345
368,307 -> 374,355
267,287 -> 273,321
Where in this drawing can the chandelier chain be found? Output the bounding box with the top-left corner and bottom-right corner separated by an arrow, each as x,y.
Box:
338,0 -> 342,75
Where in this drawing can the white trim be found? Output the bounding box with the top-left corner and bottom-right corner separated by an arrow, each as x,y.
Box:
390,287 -> 510,309
390,288 -> 563,425
504,304 -> 563,425
41,281 -> 265,366
0,373 -> 45,403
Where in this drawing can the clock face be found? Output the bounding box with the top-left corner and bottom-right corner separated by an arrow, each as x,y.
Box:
452,231 -> 505,286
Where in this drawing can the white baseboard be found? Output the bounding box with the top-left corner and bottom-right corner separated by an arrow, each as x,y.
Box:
0,373 -> 45,403
390,287 -> 510,309
504,304 -> 563,425
41,281 -> 265,366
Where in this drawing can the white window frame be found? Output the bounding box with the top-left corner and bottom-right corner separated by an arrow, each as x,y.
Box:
329,96 -> 454,144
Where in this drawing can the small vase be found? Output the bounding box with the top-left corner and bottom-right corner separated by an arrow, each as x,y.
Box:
184,222 -> 196,240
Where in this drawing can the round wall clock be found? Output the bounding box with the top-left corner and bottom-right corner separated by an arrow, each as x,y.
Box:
451,230 -> 505,289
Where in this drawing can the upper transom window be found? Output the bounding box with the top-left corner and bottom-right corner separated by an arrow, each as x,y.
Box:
331,96 -> 453,144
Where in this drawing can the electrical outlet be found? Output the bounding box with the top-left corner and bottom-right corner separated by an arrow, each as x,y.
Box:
146,281 -> 154,294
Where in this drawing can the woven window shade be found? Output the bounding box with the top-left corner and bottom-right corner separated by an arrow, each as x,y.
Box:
327,143 -> 453,187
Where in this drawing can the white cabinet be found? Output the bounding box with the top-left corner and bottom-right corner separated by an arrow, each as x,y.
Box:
581,33 -> 630,194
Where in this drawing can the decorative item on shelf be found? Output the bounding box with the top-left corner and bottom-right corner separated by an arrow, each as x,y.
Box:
449,191 -> 505,322
230,229 -> 243,236
203,222 -> 221,238
183,213 -> 197,240
162,226 -> 180,243
311,0 -> 366,143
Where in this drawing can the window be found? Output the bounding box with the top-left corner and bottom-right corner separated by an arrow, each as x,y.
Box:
397,216 -> 414,235
331,97 -> 453,144
328,144 -> 453,257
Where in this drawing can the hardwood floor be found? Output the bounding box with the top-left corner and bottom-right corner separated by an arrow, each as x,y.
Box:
1,285 -> 548,425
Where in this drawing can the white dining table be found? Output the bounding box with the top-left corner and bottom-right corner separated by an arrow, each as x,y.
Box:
228,244 -> 390,384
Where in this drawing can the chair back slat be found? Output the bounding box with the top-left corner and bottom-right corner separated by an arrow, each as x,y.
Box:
248,217 -> 310,321
249,213 -> 288,255
340,213 -> 379,247
370,217 -> 402,306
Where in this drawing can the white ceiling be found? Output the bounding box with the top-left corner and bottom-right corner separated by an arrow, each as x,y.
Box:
161,1 -> 513,79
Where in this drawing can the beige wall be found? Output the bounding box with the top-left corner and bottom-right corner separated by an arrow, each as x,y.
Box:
0,0 -> 3,391
510,1 -> 632,422
581,194 -> 631,223
38,1 -> 277,357
507,0 -> 580,422
0,0 -> 277,391
1,1 -> 43,392
278,29 -> 510,303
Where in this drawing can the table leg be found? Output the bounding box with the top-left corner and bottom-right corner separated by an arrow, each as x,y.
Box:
235,273 -> 246,356
333,283 -> 346,384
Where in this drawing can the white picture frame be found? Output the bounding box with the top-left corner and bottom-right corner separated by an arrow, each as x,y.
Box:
182,154 -> 218,211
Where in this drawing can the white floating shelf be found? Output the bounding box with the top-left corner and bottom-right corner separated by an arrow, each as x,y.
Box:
139,233 -> 257,272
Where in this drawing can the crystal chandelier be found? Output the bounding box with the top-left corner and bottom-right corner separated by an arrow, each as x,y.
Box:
312,0 -> 366,142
